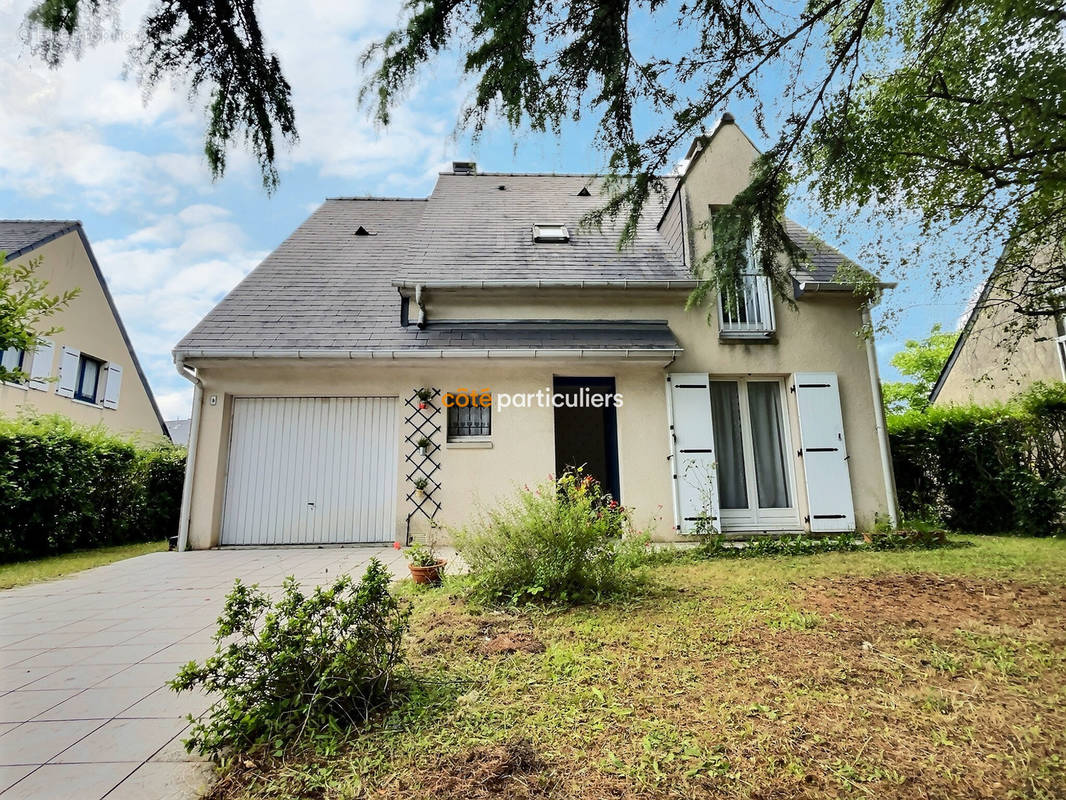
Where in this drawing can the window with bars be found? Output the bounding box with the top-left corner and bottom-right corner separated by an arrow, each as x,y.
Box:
446,399 -> 491,439
719,274 -> 776,336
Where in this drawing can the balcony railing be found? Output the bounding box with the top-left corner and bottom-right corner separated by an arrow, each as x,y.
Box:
719,274 -> 775,337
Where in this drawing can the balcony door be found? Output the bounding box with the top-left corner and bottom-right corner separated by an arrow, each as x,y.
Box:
709,378 -> 799,530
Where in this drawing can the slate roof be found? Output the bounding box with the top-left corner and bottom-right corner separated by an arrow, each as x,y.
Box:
175,173 -> 864,357
0,220 -> 80,260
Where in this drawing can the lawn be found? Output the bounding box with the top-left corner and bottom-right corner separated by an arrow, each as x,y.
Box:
0,540 -> 168,590
212,535 -> 1066,800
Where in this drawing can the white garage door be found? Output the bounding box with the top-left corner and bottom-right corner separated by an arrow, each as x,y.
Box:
221,397 -> 398,545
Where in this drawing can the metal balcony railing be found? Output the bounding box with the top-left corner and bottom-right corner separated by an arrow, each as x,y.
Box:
719,274 -> 776,336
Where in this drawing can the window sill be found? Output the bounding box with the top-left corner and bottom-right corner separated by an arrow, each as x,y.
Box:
719,331 -> 776,343
71,398 -> 107,409
2,381 -> 28,391
446,439 -> 493,449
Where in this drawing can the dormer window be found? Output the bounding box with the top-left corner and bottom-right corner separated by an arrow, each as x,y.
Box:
532,224 -> 570,243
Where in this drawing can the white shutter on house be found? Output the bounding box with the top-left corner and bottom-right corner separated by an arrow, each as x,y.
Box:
102,363 -> 123,409
1,348 -> 21,373
27,338 -> 55,391
668,373 -> 721,533
793,372 -> 856,532
56,346 -> 80,398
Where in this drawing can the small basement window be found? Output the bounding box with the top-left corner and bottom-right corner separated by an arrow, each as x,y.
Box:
445,393 -> 492,439
532,223 -> 570,243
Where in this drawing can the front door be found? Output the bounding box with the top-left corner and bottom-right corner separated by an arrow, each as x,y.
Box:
553,377 -> 621,500
709,378 -> 800,530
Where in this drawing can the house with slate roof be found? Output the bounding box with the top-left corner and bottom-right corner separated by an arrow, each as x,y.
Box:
174,117 -> 899,549
1,221 -> 167,439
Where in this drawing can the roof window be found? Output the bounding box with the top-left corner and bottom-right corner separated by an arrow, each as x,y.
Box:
354,226 -> 376,236
532,223 -> 570,243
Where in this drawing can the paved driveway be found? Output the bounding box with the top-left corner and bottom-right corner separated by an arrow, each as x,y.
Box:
0,547 -> 411,799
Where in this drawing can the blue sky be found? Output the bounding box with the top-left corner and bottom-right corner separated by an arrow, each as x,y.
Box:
0,0 -> 980,419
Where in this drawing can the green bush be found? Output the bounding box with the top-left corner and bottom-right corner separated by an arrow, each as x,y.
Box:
453,470 -> 647,606
696,528 -> 948,560
170,560 -> 410,758
0,414 -> 185,562
888,382 -> 1066,536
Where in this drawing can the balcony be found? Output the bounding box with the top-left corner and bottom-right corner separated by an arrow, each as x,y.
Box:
719,274 -> 776,338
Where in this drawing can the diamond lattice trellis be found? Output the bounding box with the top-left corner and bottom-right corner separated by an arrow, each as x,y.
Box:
404,388 -> 442,541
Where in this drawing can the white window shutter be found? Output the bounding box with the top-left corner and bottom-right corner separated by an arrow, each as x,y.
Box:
102,363 -> 123,409
668,373 -> 721,533
27,338 -> 55,391
57,346 -> 80,398
793,372 -> 856,532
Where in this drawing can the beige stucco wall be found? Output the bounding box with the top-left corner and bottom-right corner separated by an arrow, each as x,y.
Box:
0,231 -> 166,440
182,288 -> 890,549
934,305 -> 1064,406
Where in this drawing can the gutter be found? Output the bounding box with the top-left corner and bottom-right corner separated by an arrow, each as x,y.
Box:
862,306 -> 900,528
173,347 -> 683,361
391,279 -> 700,292
174,357 -> 204,552
795,279 -> 898,295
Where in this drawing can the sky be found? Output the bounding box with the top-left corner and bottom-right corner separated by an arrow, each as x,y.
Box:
0,0 -> 980,421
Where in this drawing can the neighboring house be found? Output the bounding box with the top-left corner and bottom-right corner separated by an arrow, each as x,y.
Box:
930,275 -> 1066,406
0,221 -> 167,439
174,117 -> 898,550
165,418 -> 192,446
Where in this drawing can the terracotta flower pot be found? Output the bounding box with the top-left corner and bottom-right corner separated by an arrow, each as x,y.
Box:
408,560 -> 447,585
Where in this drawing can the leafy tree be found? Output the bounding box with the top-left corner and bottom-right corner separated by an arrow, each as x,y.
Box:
0,253 -> 78,383
881,323 -> 959,414
22,0 -> 1066,327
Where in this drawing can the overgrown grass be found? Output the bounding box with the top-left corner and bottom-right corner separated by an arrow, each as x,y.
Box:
207,535 -> 1066,800
0,540 -> 167,590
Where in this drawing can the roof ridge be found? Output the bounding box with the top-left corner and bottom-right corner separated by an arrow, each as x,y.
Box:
438,172 -> 675,179
325,196 -> 428,202
0,219 -> 81,225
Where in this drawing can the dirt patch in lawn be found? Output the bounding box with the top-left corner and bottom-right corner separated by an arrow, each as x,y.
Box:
479,632 -> 546,655
800,573 -> 1066,635
375,740 -> 555,799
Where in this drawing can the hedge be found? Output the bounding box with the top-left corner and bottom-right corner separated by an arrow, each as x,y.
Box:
0,414 -> 186,563
888,381 -> 1066,536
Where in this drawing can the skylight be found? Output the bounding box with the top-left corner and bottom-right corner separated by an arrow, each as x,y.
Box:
532,224 -> 570,243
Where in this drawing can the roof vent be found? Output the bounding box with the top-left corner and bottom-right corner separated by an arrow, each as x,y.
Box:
577,186 -> 591,197
354,226 -> 375,236
452,161 -> 477,175
532,223 -> 570,243
497,184 -> 506,191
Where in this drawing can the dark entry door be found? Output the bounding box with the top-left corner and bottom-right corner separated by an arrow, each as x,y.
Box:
553,377 -> 621,500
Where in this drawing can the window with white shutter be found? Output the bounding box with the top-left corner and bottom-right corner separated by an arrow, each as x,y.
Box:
793,372 -> 856,532
102,364 -> 123,409
27,338 -> 55,391
57,346 -> 80,398
667,373 -> 720,533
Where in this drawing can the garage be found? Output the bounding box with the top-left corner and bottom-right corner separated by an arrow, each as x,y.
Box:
220,397 -> 398,545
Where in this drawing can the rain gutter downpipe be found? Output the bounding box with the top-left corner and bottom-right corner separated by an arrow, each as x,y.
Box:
862,306 -> 900,528
175,357 -> 204,552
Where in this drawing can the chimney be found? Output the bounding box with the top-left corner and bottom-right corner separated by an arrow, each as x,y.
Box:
451,161 -> 477,175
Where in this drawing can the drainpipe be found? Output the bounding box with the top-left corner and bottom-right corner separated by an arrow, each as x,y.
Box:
862,306 -> 900,528
175,357 -> 204,552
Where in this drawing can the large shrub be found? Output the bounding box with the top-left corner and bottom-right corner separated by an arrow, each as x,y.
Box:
0,414 -> 185,562
454,470 -> 646,605
888,382 -> 1066,535
171,560 -> 410,758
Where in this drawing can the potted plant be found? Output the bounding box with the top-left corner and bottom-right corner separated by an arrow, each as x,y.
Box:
415,387 -> 433,409
404,541 -> 446,585
416,436 -> 432,456
413,477 -> 428,498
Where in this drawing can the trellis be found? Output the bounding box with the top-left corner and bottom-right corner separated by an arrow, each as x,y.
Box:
404,387 -> 442,542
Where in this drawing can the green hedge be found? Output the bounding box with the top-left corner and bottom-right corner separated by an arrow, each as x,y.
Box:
888,382 -> 1066,536
0,414 -> 186,563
